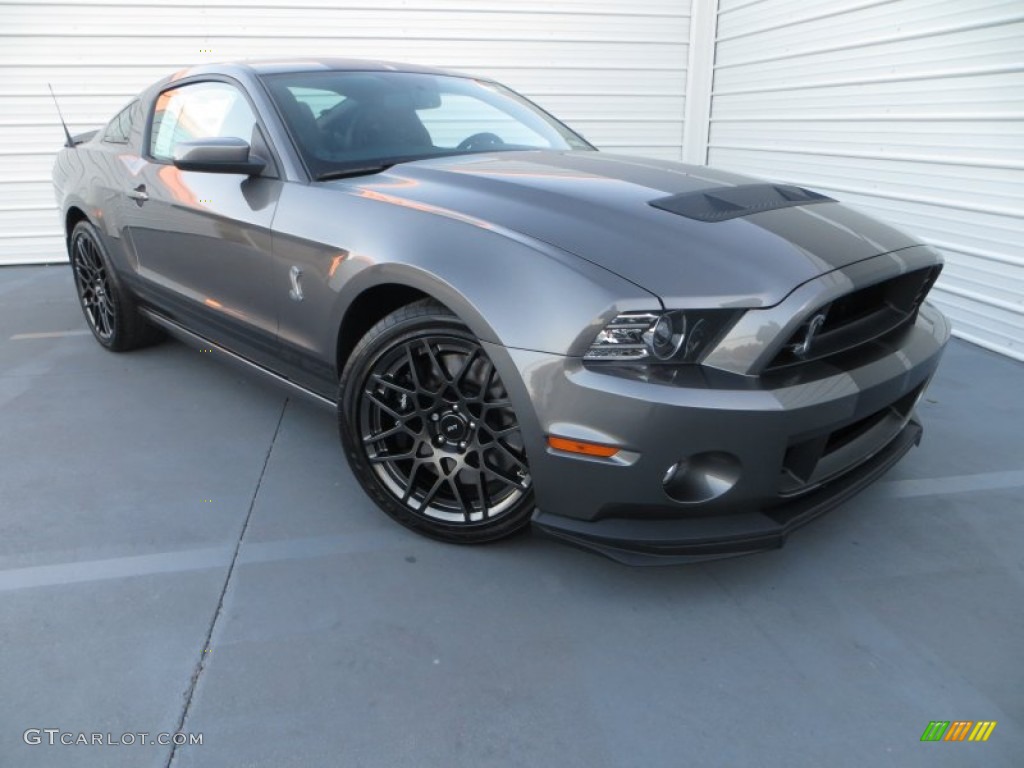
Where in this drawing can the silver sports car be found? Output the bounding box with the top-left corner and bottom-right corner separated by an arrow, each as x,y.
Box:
52,59 -> 950,563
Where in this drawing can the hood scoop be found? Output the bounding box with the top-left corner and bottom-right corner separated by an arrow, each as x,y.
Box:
649,183 -> 834,223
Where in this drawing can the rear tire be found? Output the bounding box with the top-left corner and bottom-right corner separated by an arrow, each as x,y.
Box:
338,299 -> 534,544
69,220 -> 162,351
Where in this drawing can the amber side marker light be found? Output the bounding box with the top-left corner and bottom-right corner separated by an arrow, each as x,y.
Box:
547,436 -> 619,458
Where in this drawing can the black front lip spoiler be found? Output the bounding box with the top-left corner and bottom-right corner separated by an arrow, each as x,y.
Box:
532,419 -> 923,566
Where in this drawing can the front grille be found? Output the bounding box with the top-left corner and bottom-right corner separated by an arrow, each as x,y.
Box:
766,265 -> 940,371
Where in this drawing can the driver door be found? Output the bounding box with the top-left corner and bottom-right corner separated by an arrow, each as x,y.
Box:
122,80 -> 285,367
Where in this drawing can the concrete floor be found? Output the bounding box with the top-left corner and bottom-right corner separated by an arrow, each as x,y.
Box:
1,264 -> 1021,768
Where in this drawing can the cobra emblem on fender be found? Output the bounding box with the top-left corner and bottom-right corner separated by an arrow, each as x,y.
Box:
288,265 -> 304,302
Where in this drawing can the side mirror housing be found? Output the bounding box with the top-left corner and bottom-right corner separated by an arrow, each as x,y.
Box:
172,137 -> 266,176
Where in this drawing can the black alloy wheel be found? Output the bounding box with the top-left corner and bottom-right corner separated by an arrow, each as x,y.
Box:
69,220 -> 162,351
339,300 -> 534,543
71,226 -> 116,341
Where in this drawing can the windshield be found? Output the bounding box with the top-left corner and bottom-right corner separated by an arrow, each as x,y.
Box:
259,71 -> 593,178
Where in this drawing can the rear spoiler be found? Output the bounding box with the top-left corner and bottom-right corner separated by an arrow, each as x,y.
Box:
70,129 -> 99,146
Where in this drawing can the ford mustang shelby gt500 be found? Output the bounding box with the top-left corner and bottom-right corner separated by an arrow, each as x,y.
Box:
52,59 -> 950,563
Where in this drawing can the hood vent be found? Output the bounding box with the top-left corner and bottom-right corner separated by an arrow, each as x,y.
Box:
649,184 -> 834,222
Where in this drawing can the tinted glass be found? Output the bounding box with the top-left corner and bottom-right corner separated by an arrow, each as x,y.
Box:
150,81 -> 257,161
260,71 -> 592,177
103,103 -> 135,143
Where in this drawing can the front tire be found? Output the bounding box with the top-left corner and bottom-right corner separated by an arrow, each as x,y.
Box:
69,220 -> 162,351
339,300 -> 534,543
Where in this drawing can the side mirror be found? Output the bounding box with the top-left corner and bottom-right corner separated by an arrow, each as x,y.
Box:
172,137 -> 266,176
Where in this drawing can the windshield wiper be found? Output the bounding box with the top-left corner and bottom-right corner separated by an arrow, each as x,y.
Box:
315,164 -> 393,181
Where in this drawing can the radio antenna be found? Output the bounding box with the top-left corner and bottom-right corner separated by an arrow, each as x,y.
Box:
47,83 -> 75,147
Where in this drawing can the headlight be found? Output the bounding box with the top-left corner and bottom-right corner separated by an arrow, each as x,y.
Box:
584,309 -> 739,364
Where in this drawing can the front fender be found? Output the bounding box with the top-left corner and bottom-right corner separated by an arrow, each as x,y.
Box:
272,181 -> 660,363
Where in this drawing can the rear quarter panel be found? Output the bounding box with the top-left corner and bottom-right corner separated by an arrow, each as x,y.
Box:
54,138 -> 142,275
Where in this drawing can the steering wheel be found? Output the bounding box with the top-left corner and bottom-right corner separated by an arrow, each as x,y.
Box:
457,132 -> 504,151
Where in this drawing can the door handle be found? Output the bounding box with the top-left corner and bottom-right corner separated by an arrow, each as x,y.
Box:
127,184 -> 148,204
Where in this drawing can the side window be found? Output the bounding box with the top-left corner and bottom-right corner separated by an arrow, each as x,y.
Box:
103,102 -> 135,144
149,82 -> 257,161
418,92 -> 549,149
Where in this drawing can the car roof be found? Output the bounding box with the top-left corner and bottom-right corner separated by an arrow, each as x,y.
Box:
168,58 -> 468,82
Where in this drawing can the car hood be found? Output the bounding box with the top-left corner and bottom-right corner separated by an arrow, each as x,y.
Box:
347,151 -> 920,308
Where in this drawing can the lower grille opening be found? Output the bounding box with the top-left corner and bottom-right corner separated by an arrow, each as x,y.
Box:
823,407 -> 891,456
779,382 -> 925,496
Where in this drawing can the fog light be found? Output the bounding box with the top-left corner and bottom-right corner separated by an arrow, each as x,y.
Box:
662,452 -> 741,503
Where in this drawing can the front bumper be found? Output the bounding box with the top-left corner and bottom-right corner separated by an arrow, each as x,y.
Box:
492,300 -> 950,565
533,418 -> 921,564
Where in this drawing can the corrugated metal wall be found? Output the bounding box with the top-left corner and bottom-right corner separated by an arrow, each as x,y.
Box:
0,0 -> 691,265
708,0 -> 1024,360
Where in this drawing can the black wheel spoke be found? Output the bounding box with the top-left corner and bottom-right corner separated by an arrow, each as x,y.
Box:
448,476 -> 472,522
490,438 -> 527,470
482,399 -> 512,410
403,343 -> 425,391
74,261 -> 92,283
370,373 -> 415,396
464,360 -> 493,402
75,239 -> 91,268
400,461 -> 424,504
475,470 -> 490,519
418,474 -> 446,510
421,340 -> 452,386
364,390 -> 408,422
452,347 -> 479,392
486,424 -> 519,438
369,447 -> 419,464
362,423 -> 408,443
483,460 -> 527,491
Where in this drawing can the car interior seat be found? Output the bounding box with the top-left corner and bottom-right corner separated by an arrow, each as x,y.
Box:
344,98 -> 433,154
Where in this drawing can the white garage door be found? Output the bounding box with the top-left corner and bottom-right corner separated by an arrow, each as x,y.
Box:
708,0 -> 1024,360
0,0 -> 692,265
